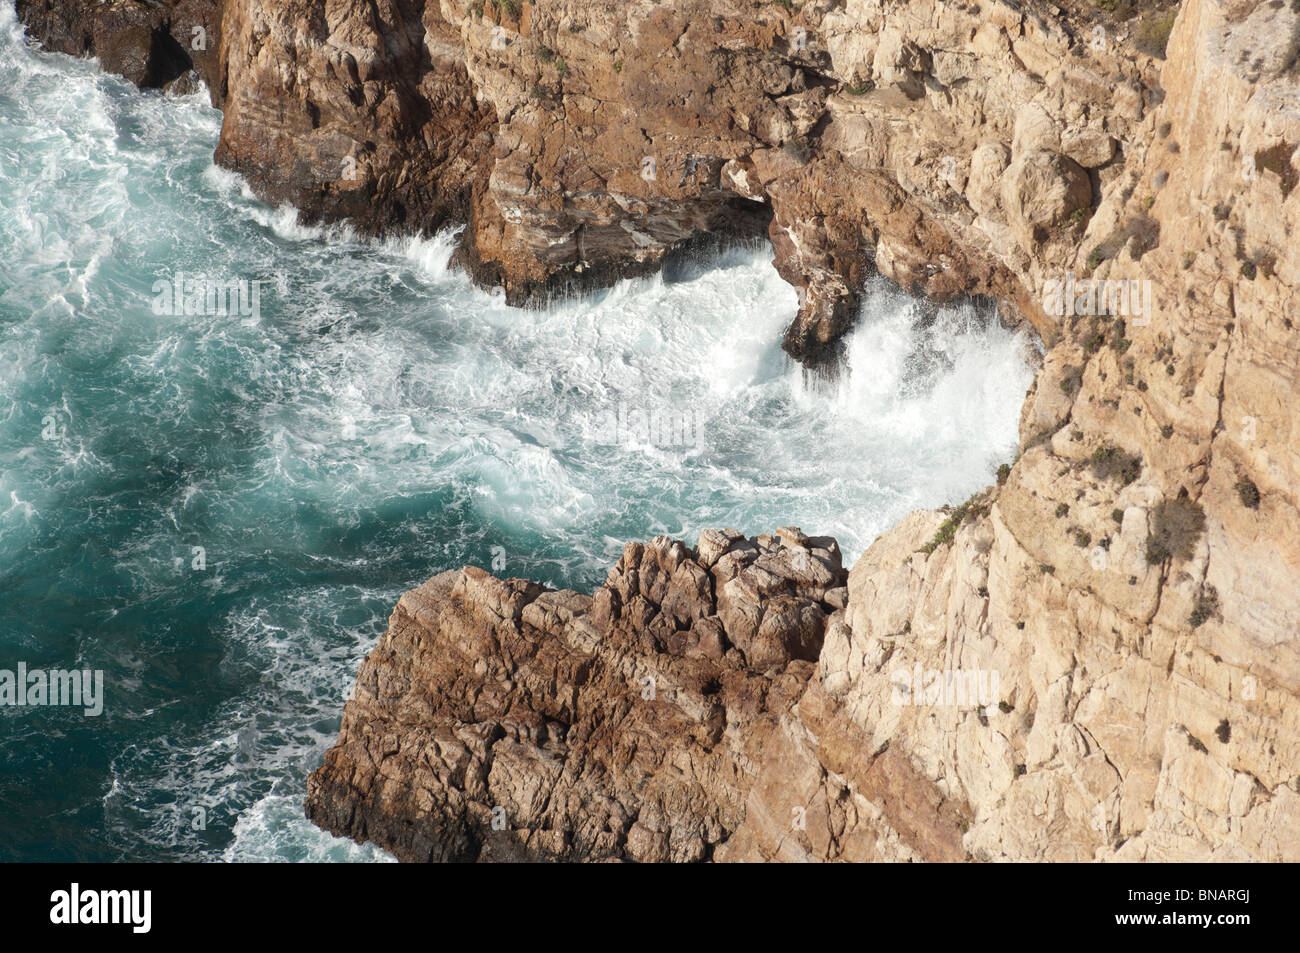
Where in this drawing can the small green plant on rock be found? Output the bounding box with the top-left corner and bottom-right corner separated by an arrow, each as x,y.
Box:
1059,206 -> 1090,231
1255,141 -> 1298,198
1135,10 -> 1177,59
1082,319 -> 1107,355
1215,719 -> 1231,744
1060,365 -> 1083,395
1108,319 -> 1132,354
1091,445 -> 1142,486
1189,585 -> 1219,628
1145,496 -> 1206,564
918,494 -> 988,554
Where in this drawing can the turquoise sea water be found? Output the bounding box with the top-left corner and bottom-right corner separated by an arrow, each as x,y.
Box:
0,4 -> 1035,861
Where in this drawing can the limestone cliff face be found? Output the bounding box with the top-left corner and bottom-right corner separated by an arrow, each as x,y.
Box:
19,0 -> 1300,859
767,0 -> 1300,860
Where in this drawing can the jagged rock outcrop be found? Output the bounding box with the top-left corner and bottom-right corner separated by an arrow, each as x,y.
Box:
213,0 -> 499,235
305,530 -> 848,861
16,0 -> 222,93
15,0 -> 1184,360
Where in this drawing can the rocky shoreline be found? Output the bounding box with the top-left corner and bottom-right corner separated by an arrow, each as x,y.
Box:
17,0 -> 1149,361
304,530 -> 858,861
20,0 -> 1300,860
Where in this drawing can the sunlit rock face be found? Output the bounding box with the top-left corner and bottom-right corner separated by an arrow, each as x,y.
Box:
305,530 -> 847,862
18,0 -> 1157,361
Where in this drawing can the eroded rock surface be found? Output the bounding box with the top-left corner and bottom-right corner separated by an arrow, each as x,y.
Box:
16,0 -> 1192,360
305,0 -> 1300,854
305,530 -> 846,861
17,0 -> 222,92
818,0 -> 1300,861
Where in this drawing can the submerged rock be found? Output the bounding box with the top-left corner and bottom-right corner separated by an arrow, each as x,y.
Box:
163,68 -> 203,98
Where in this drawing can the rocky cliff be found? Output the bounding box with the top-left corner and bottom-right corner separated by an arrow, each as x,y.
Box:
20,0 -> 1300,860
18,0 -> 1181,361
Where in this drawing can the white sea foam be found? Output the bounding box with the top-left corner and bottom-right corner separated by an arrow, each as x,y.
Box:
224,795 -> 395,863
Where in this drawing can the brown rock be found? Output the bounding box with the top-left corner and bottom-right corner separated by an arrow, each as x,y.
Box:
24,0 -> 1300,863
306,528 -> 839,861
1001,150 -> 1093,251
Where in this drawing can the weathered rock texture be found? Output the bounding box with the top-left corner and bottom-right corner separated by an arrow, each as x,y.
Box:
19,0 -> 1300,859
305,530 -> 849,861
805,0 -> 1300,855
16,0 -> 222,93
14,0 -> 1188,360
